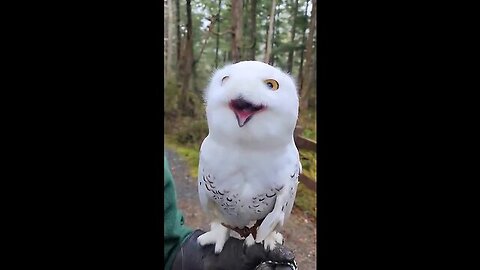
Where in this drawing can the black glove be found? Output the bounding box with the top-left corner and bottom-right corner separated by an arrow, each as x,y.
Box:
171,230 -> 297,270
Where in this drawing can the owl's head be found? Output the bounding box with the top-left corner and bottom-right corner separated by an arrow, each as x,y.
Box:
204,61 -> 299,148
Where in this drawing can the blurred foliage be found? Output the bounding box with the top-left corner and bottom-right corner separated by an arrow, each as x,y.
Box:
300,150 -> 316,181
298,141 -> 317,219
295,182 -> 316,218
165,135 -> 200,178
174,117 -> 208,146
164,79 -> 180,117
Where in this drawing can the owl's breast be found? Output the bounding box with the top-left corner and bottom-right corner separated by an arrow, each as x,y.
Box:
200,169 -> 283,228
199,136 -> 296,227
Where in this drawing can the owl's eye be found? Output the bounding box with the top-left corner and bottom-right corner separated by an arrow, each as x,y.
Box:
221,76 -> 230,85
264,79 -> 279,91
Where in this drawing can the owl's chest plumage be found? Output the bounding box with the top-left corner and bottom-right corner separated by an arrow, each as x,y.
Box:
200,170 -> 281,227
198,136 -> 297,228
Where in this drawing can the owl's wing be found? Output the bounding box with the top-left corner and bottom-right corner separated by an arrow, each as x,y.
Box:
197,142 -> 226,222
198,156 -> 217,220
255,160 -> 301,242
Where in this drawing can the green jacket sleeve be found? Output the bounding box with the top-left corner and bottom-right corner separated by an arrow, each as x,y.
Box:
164,156 -> 193,270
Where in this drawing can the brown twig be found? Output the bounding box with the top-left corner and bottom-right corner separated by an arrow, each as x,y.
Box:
194,15 -> 218,66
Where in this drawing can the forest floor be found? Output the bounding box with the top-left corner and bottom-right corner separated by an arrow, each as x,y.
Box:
165,146 -> 317,269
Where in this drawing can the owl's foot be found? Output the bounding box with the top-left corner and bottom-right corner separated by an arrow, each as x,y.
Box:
197,222 -> 230,254
244,234 -> 256,247
262,231 -> 284,251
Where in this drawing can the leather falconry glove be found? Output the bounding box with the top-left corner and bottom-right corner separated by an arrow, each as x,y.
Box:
171,230 -> 298,270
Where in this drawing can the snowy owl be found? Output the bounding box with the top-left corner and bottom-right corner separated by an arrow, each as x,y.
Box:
197,61 -> 301,254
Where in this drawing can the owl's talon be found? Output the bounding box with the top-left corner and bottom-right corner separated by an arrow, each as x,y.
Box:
263,231 -> 283,251
197,222 -> 230,254
244,234 -> 255,247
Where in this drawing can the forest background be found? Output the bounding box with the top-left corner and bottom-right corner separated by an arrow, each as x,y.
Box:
163,0 -> 317,218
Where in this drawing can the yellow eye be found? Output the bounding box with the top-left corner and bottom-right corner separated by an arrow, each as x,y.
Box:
264,79 -> 279,91
221,76 -> 230,85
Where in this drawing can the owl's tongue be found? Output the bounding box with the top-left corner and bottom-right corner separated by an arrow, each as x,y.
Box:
229,98 -> 265,127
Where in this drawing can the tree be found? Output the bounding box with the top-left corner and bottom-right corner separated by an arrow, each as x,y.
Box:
166,0 -> 175,81
248,0 -> 257,60
175,0 -> 181,69
299,0 -> 316,116
179,0 -> 194,116
215,0 -> 222,68
287,0 -> 299,73
264,0 -> 277,64
271,0 -> 281,65
231,0 -> 243,63
297,0 -> 310,87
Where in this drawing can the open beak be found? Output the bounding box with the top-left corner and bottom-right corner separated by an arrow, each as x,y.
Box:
229,98 -> 265,127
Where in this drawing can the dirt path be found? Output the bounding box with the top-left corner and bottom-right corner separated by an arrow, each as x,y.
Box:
165,147 -> 317,269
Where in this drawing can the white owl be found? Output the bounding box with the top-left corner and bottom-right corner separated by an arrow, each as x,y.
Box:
197,61 -> 301,253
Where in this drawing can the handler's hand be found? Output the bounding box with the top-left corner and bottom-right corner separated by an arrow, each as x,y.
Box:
171,230 -> 297,270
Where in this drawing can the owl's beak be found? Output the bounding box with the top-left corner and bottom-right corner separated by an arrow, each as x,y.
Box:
229,98 -> 265,127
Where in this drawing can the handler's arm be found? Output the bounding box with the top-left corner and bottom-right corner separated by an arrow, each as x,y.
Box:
164,157 -> 193,270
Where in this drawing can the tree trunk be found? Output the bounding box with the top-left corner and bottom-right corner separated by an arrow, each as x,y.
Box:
299,0 -> 316,116
271,3 -> 280,66
179,0 -> 194,116
231,0 -> 243,63
263,10 -> 269,59
166,0 -> 175,81
263,0 -> 276,64
309,45 -> 317,104
242,0 -> 248,59
164,0 -> 168,86
215,0 -> 222,68
298,0 -> 310,89
175,0 -> 181,69
287,0 -> 299,73
248,0 -> 257,60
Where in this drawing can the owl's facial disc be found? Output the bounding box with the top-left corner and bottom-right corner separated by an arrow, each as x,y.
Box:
229,98 -> 265,127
